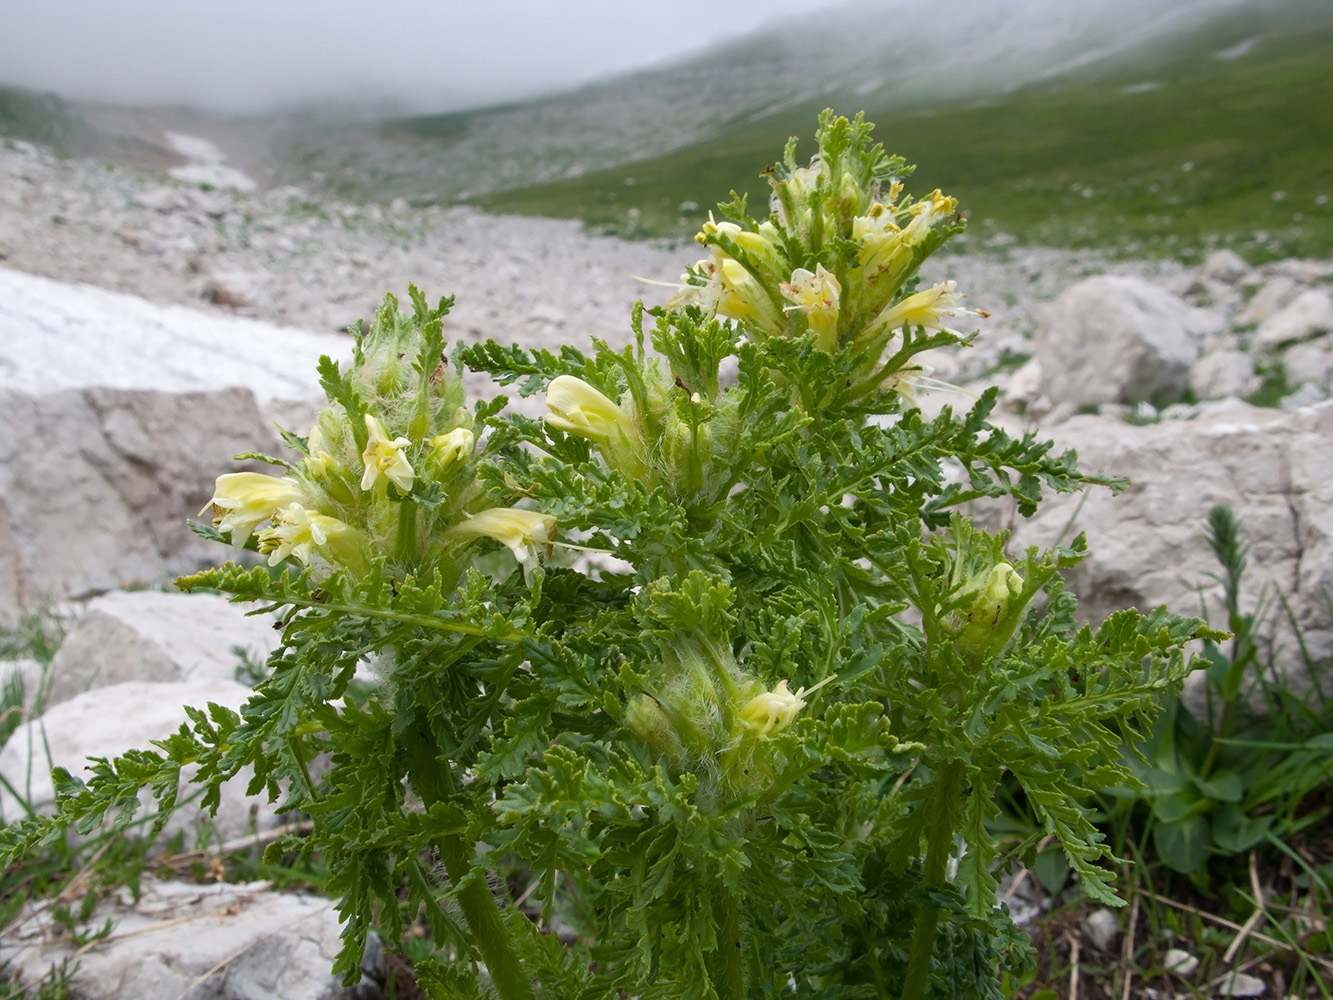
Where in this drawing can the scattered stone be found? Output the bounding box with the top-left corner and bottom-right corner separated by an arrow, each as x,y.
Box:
44,590 -> 278,706
1004,357 -> 1044,409
984,398 -> 1333,700
0,679 -> 279,841
1083,907 -> 1119,950
1274,257 -> 1333,284
1201,248 -> 1252,285
131,185 -> 187,213
203,267 -> 269,311
1035,275 -> 1200,408
1217,971 -> 1266,997
5,878 -> 381,1000
1254,288 -> 1333,351
1190,348 -> 1260,400
1280,381 -> 1327,411
1236,275 -> 1301,327
1162,947 -> 1199,977
1279,337 -> 1333,390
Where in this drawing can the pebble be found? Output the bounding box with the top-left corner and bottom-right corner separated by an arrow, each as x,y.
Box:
1162,947 -> 1199,978
1083,907 -> 1119,950
1217,971 -> 1266,997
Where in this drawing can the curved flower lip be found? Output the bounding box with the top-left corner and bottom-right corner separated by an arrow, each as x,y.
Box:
202,472 -> 309,546
780,263 -> 842,352
360,414 -> 415,493
865,280 -> 988,341
545,375 -> 632,443
256,502 -> 358,567
446,507 -> 557,583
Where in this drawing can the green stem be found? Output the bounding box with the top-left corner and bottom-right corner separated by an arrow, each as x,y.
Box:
900,761 -> 964,1000
407,733 -> 535,1000
706,879 -> 746,1000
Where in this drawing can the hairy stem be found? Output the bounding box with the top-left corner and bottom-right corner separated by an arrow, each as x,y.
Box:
407,732 -> 535,1000
707,878 -> 746,1000
900,760 -> 964,1000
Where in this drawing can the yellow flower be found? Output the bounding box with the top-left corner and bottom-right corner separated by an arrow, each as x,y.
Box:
738,675 -> 836,738
446,507 -> 557,582
854,189 -> 957,297
780,264 -> 843,352
545,376 -> 633,444
853,201 -> 902,271
709,256 -> 785,334
360,414 -> 415,493
256,502 -> 361,567
866,280 -> 985,340
427,427 -> 474,473
303,423 -> 340,479
201,472 -> 308,545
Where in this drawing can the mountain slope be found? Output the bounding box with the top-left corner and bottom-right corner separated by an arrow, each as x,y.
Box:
475,0 -> 1333,259
271,0 -> 1252,202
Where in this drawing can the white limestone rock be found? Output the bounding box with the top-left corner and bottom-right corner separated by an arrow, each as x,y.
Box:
1200,249 -> 1252,286
1280,337 -> 1333,392
203,267 -> 270,312
1003,357 -> 1044,410
44,590 -> 278,706
1218,971 -> 1267,997
5,879 -> 382,1000
1189,349 -> 1260,400
981,399 -> 1333,699
1163,948 -> 1200,978
0,385 -> 274,628
0,267 -> 349,626
1083,907 -> 1118,950
1236,275 -> 1301,327
1254,288 -> 1333,352
0,267 -> 347,404
1035,275 -> 1201,408
0,679 -> 279,842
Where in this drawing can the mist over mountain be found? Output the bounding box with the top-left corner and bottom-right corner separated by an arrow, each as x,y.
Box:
268,0 -> 1264,202
2,0 -> 1327,260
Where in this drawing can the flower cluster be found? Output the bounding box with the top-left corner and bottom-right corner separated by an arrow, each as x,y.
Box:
202,291 -> 557,585
666,111 -> 983,404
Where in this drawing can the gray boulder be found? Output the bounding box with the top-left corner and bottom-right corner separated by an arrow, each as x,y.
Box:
0,266 -> 348,626
983,399 -> 1333,694
1189,348 -> 1260,401
5,879 -> 381,1000
44,590 -> 278,706
1035,275 -> 1201,409
1235,274 -> 1301,327
1254,288 -> 1333,352
0,385 -> 277,627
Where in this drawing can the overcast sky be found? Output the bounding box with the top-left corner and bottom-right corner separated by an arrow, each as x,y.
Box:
0,0 -> 853,115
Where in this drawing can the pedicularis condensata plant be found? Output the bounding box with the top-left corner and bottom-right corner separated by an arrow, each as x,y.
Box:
3,113 -> 1218,999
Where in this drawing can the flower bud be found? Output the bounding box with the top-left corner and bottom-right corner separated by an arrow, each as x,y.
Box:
625,694 -> 676,756
427,427 -> 474,477
953,562 -> 1024,664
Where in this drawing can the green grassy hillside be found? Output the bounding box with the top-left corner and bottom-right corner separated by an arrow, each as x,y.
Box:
478,2 -> 1333,261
